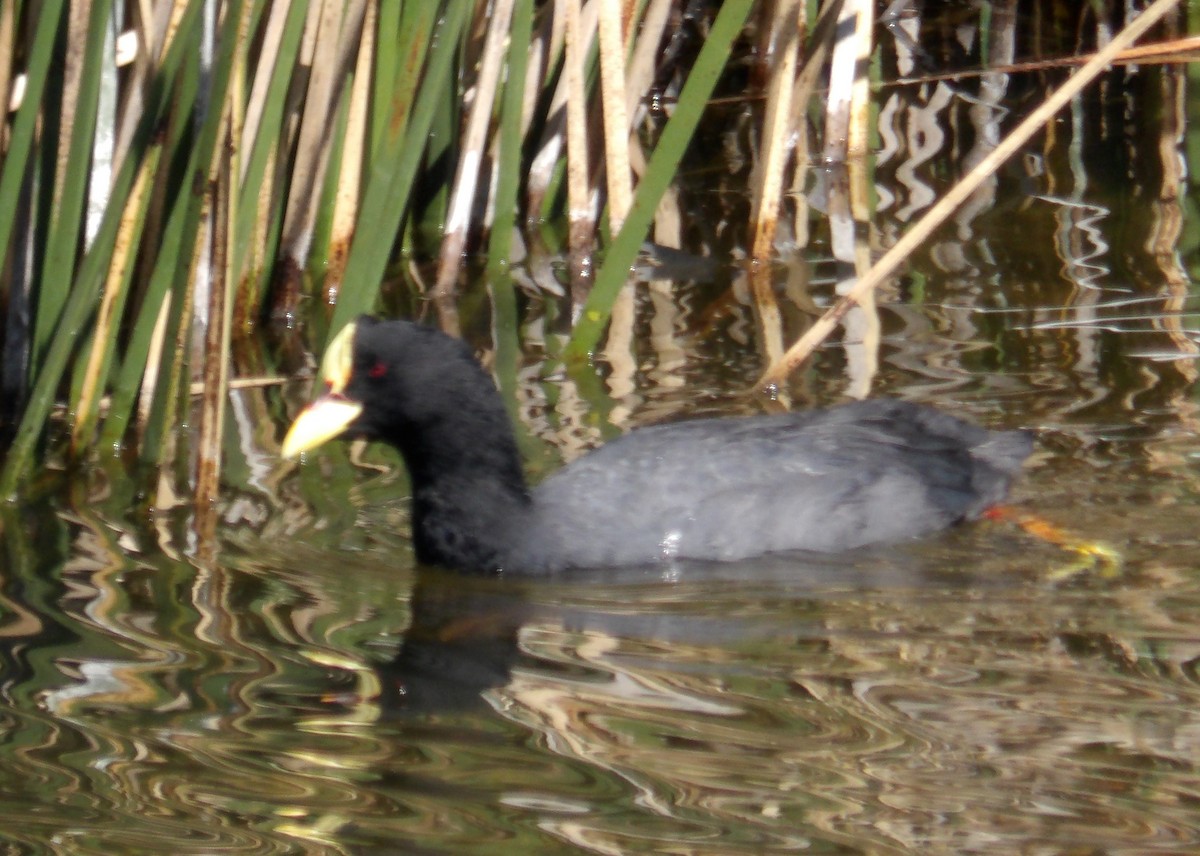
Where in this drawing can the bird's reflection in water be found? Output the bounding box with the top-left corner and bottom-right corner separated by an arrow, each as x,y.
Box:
376,533 -> 1033,716
379,568 -> 532,714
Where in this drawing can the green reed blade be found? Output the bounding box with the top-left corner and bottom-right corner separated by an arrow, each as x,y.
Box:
0,0 -> 207,496
328,0 -> 467,340
139,1 -> 248,470
35,0 -> 115,367
564,0 -> 753,361
0,0 -> 65,305
369,0 -> 403,165
69,143 -> 162,451
487,0 -> 534,411
97,26 -> 203,454
234,0 -> 311,299
487,0 -> 534,271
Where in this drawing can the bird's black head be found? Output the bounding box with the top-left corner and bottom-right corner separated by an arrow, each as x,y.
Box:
282,317 -> 524,488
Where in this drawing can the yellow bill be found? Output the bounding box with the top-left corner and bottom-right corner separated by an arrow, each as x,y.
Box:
281,396 -> 363,459
281,322 -> 362,458
279,396 -> 360,458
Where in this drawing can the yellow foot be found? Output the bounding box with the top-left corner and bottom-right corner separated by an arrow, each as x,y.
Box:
983,505 -> 1123,581
1044,540 -> 1123,582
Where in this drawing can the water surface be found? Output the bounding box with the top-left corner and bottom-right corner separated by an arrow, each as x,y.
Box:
6,11 -> 1200,854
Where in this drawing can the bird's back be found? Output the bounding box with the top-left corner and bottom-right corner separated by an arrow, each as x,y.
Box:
515,400 -> 1032,572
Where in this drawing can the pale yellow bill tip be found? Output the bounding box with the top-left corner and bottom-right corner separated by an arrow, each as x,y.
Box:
280,397 -> 364,459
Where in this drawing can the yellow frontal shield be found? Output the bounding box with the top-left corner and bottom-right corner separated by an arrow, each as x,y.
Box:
281,322 -> 362,458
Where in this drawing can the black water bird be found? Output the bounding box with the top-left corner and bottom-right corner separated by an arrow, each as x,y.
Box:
282,317 -> 1032,574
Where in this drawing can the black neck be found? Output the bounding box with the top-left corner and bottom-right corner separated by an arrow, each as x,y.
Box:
391,417 -> 533,574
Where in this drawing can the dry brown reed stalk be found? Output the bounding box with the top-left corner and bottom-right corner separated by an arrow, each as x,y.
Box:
137,298 -> 170,432
196,0 -> 252,552
596,0 -> 638,371
72,143 -> 161,449
525,2 -> 569,215
619,0 -> 670,195
240,0 -> 293,184
194,119 -> 234,541
274,0 -> 367,321
831,162 -> 879,400
789,0 -> 842,125
432,0 -> 516,334
625,0 -> 671,122
822,0 -> 873,162
758,0 -> 1183,390
564,0 -> 594,313
845,0 -> 873,160
740,0 -> 840,370
54,0 -> 93,217
326,0 -> 375,303
597,0 -> 633,231
114,1 -> 183,175
825,0 -> 879,398
747,0 -> 804,368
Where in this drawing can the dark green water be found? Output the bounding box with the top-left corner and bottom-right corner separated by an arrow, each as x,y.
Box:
6,17 -> 1200,856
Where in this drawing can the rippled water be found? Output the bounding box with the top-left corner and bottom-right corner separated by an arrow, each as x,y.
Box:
6,472 -> 1200,854
7,10 -> 1200,854
8,299 -> 1200,855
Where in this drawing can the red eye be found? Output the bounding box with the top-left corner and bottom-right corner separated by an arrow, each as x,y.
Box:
368,361 -> 388,379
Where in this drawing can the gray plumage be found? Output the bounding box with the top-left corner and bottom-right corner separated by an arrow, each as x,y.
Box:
331,317 -> 1033,575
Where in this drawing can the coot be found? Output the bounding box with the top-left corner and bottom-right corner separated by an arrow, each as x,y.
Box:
282,317 -> 1033,574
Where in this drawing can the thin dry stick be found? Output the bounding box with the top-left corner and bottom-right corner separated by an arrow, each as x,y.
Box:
527,0 -> 598,216
896,34 -> 1200,85
759,0 -> 1181,389
195,112 -> 235,522
787,0 -> 844,165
